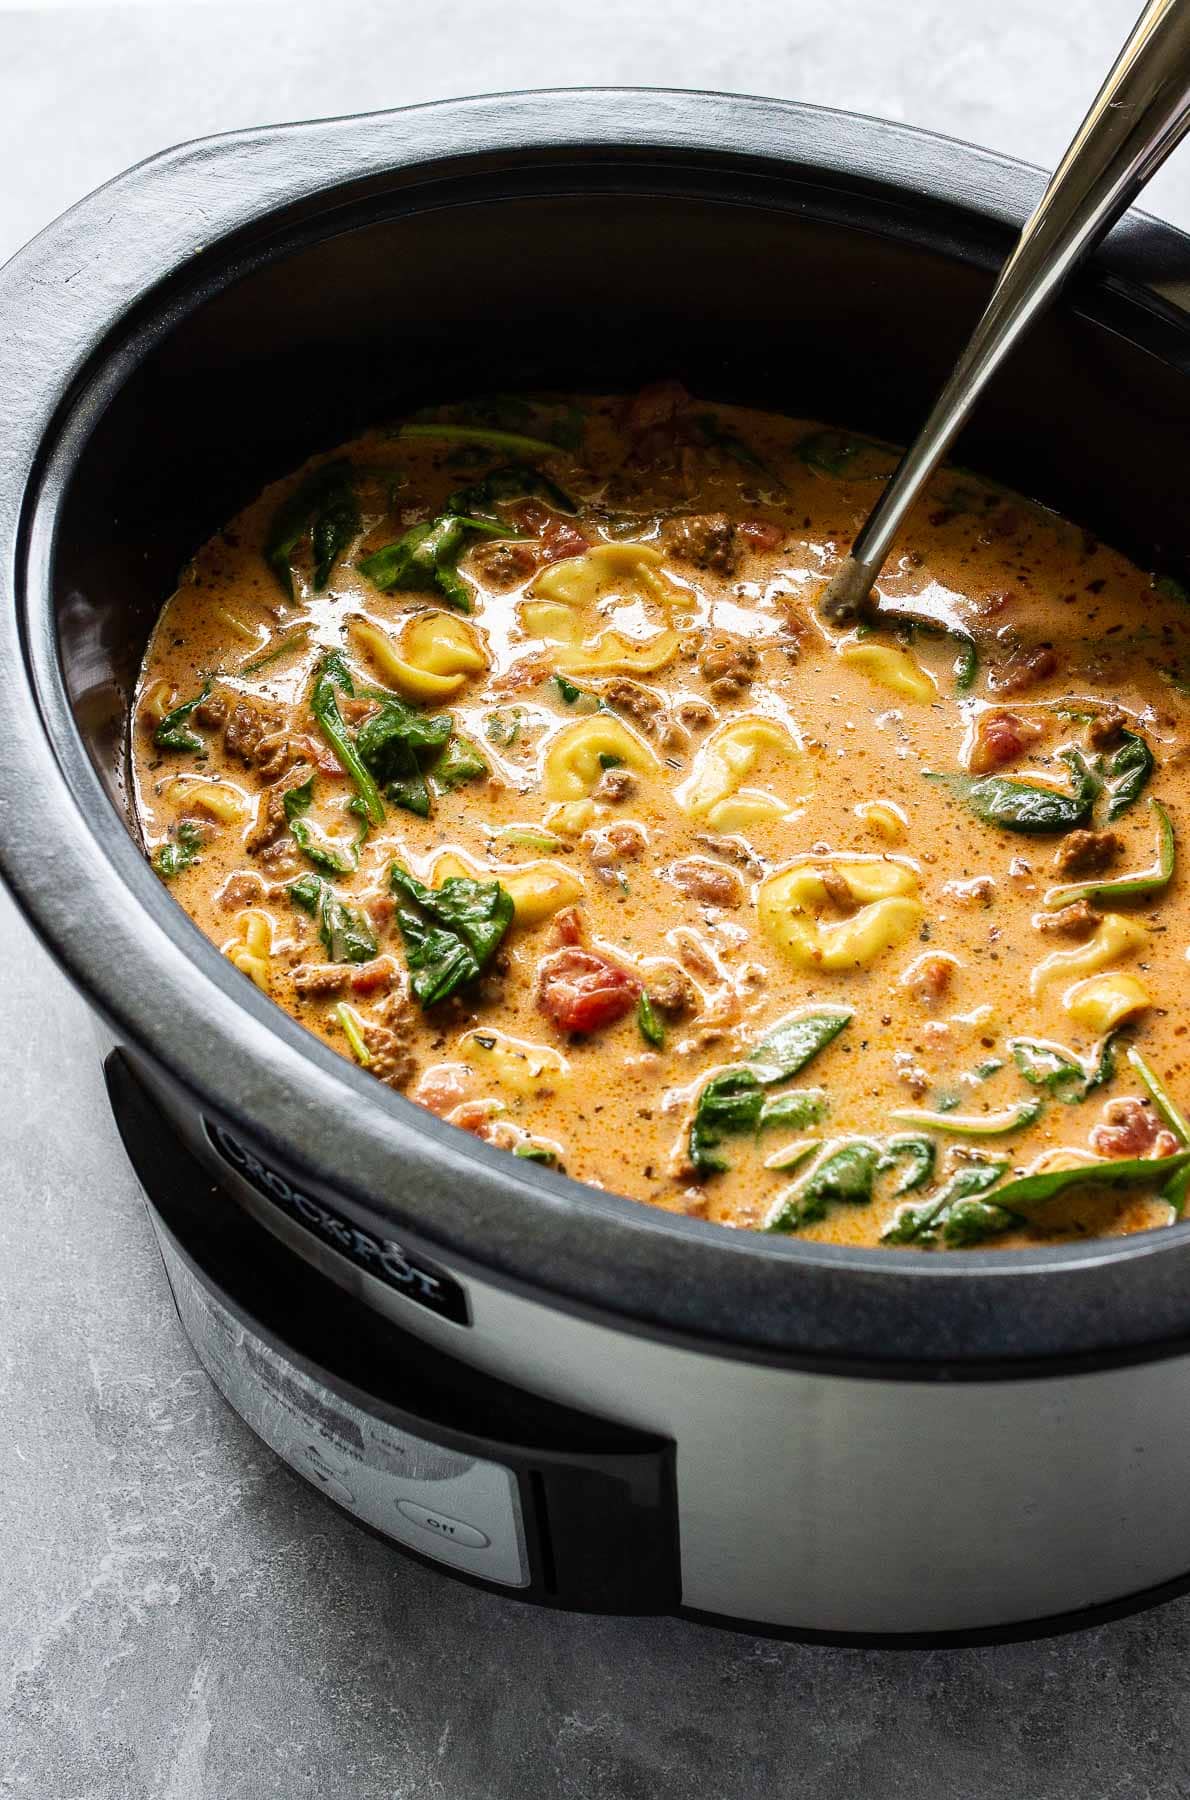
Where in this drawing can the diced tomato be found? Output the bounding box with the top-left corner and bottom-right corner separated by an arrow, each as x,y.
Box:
737,519 -> 783,552
537,947 -> 641,1034
506,503 -> 589,567
510,500 -> 551,535
968,709 -> 1043,772
538,520 -> 589,565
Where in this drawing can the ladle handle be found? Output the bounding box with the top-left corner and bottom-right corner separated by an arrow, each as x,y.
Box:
822,0 -> 1190,621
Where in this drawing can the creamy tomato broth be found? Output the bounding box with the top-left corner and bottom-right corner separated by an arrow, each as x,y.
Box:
133,387 -> 1190,1249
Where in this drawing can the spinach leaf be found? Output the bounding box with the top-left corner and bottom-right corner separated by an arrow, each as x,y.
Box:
1103,729 -> 1155,820
395,422 -> 565,459
437,394 -> 586,454
759,1090 -> 829,1132
355,698 -> 452,819
949,630 -> 979,692
1125,1048 -> 1190,1223
878,1134 -> 936,1194
1010,1032 -> 1118,1102
444,394 -> 537,430
929,481 -> 994,523
989,1151 -> 1190,1214
767,1141 -> 883,1233
549,673 -> 599,711
309,652 -> 385,827
288,873 -> 378,965
764,1140 -> 824,1175
637,992 -> 665,1049
927,747 -> 1100,834
889,617 -> 978,691
335,1001 -> 372,1066
796,430 -> 897,480
889,1098 -> 1044,1136
745,1009 -> 852,1085
940,1199 -> 1019,1247
882,1160 -> 1010,1246
433,735 -> 489,791
693,412 -> 777,481
283,777 -> 361,875
1045,800 -> 1174,910
688,1073 -> 829,1173
153,682 -> 211,755
1125,1046 -> 1190,1147
552,404 -> 587,453
497,826 -> 565,853
264,460 -> 359,598
1164,1164 -> 1190,1220
358,513 -> 527,612
513,1142 -> 559,1166
152,820 -> 204,879
389,864 -> 513,1007
448,462 -> 579,518
689,1070 -> 765,1173
239,624 -> 312,675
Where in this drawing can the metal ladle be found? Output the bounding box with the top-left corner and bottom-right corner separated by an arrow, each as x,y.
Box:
820,0 -> 1190,625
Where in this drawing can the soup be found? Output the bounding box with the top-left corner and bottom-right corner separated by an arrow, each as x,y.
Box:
132,386 -> 1190,1249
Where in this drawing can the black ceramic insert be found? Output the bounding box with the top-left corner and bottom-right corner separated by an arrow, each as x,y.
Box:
5,91 -> 1190,1367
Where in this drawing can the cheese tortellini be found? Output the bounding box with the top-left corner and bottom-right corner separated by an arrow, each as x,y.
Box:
677,716 -> 811,832
142,678 -> 175,725
519,599 -> 584,644
521,550 -> 683,676
837,639 -> 936,704
222,907 -> 273,989
1030,912 -> 1148,997
855,799 -> 908,844
1063,971 -> 1152,1032
758,857 -> 923,971
164,775 -> 249,825
555,627 -> 680,677
458,1028 -> 570,1094
541,716 -> 661,800
349,612 -> 488,701
533,542 -> 694,615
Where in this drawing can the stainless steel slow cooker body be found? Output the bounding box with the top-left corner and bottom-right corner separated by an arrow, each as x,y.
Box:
8,91 -> 1190,1640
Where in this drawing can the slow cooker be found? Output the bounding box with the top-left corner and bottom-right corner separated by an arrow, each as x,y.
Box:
8,89 -> 1190,1644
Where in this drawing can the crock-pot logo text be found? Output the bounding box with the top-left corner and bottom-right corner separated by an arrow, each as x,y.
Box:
204,1120 -> 469,1325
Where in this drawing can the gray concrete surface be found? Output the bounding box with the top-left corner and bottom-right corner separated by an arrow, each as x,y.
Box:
3,2 -> 1190,1795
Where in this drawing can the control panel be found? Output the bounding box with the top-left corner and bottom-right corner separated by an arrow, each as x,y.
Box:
164,1237 -> 529,1585
106,1051 -> 679,1616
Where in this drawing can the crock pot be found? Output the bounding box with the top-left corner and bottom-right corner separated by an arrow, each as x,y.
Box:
7,89 -> 1190,1644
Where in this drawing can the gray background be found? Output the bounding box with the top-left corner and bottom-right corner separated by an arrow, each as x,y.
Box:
3,2 -> 1190,1795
